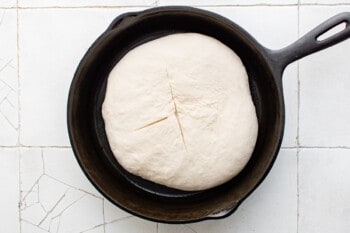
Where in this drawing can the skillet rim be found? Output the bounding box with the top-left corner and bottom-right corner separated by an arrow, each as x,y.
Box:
67,6 -> 285,223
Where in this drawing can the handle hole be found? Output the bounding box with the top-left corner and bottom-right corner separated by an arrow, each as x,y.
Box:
317,22 -> 347,42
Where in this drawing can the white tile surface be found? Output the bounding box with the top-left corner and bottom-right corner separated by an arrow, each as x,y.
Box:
19,148 -> 105,232
0,9 -> 18,146
37,175 -> 68,211
159,224 -> 197,233
159,0 -> 297,6
21,203 -> 47,226
299,149 -> 350,233
299,7 -> 350,147
104,199 -> 131,223
84,226 -> 105,233
159,149 -> 297,233
19,0 -> 154,7
282,64 -> 298,147
57,195 -> 103,233
21,221 -> 48,233
19,148 -> 42,192
20,148 -> 101,197
0,148 -> 19,233
103,199 -> 156,232
19,8 -> 145,146
105,216 -> 156,233
0,0 -> 16,7
42,148 -> 101,196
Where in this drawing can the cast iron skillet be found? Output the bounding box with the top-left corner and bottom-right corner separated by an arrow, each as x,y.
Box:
67,7 -> 350,223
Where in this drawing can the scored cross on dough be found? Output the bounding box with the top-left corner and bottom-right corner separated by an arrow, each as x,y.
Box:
136,116 -> 169,130
166,70 -> 187,151
102,33 -> 258,191
135,70 -> 188,151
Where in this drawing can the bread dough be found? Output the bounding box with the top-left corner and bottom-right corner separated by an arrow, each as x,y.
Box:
102,33 -> 258,191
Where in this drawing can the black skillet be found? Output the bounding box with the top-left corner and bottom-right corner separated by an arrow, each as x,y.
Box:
67,7 -> 350,223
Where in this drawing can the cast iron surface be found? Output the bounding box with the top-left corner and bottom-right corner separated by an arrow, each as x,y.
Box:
67,7 -> 350,223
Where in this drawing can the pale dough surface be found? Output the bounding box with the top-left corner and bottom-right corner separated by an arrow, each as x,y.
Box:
102,33 -> 258,191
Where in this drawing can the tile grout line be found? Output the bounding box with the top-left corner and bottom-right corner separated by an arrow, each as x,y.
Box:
15,0 -> 22,232
102,198 -> 106,233
296,1 -> 301,233
296,148 -> 300,233
16,3 -> 20,152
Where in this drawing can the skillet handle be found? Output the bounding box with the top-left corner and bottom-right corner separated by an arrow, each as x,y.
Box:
271,12 -> 350,71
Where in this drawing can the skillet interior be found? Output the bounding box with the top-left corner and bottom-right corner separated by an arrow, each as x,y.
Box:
68,7 -> 285,222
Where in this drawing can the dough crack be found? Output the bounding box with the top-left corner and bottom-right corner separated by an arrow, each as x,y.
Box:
136,116 -> 168,130
166,70 -> 187,151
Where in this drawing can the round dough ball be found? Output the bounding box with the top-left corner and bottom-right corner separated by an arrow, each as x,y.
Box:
102,33 -> 258,191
